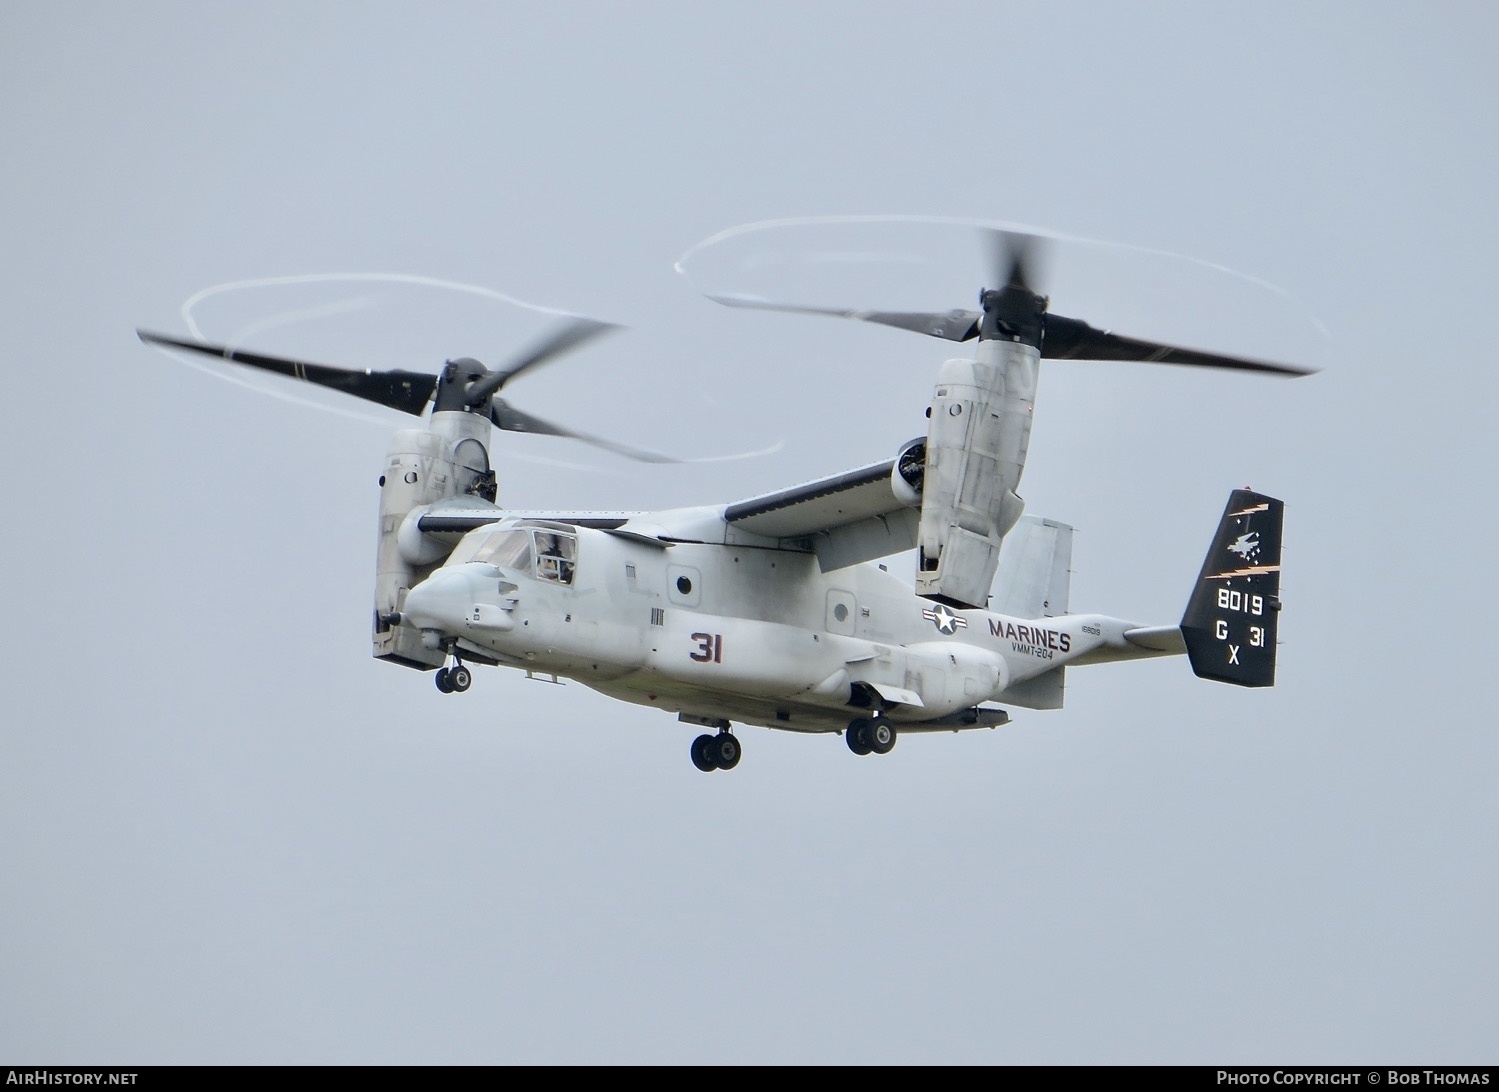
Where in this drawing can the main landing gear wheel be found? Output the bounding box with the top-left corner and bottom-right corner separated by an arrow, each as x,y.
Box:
691,734 -> 718,772
713,732 -> 741,770
435,667 -> 454,694
846,718 -> 895,755
846,718 -> 874,755
690,731 -> 743,772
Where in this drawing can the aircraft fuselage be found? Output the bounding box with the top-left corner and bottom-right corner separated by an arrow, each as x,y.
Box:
400,521 -> 1158,735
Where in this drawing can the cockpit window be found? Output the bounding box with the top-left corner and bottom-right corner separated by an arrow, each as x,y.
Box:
533,530 -> 576,585
474,529 -> 533,571
446,525 -> 576,585
445,530 -> 488,566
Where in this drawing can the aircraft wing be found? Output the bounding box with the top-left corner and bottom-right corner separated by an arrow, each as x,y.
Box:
723,458 -> 918,570
410,459 -> 921,569
414,498 -> 636,543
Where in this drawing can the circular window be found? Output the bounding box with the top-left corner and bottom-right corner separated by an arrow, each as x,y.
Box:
676,576 -> 693,595
833,603 -> 849,622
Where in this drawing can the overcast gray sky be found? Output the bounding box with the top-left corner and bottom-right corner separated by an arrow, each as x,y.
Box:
3,1 -> 1496,1064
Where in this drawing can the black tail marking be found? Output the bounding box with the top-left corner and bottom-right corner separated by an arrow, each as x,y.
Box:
1181,489 -> 1284,688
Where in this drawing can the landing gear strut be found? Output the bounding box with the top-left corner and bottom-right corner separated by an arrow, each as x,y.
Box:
846,717 -> 896,756
690,730 -> 742,772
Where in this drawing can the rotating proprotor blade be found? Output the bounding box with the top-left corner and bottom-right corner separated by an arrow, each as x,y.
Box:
1037,315 -> 1314,375
139,321 -> 683,461
706,296 -> 983,342
136,328 -> 439,414
489,399 -> 678,463
703,226 -> 1316,376
460,316 -> 620,407
986,228 -> 1048,292
705,229 -> 1045,345
461,316 -> 677,461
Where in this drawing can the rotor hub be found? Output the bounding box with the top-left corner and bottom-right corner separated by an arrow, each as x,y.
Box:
977,286 -> 1047,348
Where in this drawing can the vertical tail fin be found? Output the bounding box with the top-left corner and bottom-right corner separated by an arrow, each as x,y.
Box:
991,515 -> 1073,618
989,515 -> 1074,710
1181,490 -> 1284,687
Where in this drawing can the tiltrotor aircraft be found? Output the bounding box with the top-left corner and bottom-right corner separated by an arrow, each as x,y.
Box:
139,231 -> 1309,771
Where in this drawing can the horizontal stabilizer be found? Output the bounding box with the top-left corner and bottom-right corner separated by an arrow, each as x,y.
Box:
1123,626 -> 1186,654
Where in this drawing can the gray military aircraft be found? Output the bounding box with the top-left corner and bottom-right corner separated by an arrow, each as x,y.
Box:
139,231 -> 1309,771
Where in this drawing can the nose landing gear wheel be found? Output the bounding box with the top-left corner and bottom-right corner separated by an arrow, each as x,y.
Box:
435,662 -> 472,694
869,720 -> 897,755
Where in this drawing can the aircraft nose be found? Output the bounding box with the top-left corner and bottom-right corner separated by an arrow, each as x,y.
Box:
402,567 -> 480,633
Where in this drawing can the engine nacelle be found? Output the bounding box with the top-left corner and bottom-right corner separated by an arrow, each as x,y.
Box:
890,437 -> 925,508
372,412 -> 493,669
914,343 -> 1038,609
